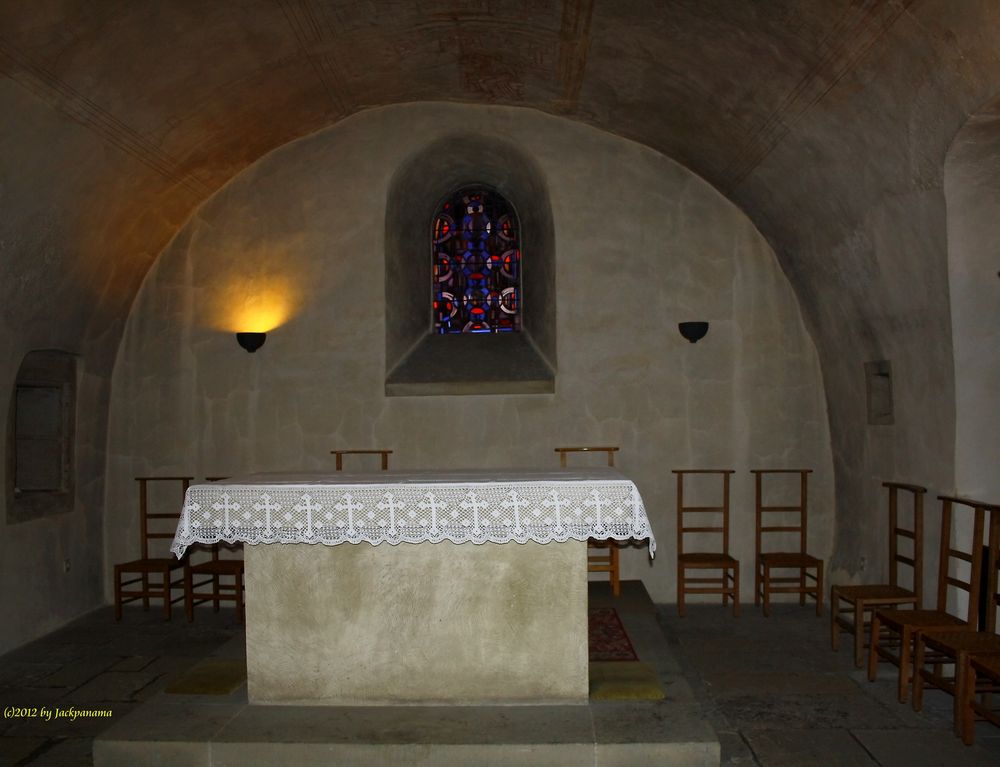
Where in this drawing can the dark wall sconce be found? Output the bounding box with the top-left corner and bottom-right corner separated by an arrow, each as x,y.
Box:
678,322 -> 709,343
236,332 -> 266,353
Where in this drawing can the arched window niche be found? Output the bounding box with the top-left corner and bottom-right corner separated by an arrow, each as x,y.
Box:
385,134 -> 556,396
6,349 -> 77,522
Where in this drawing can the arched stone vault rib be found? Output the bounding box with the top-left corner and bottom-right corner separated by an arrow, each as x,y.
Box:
0,36 -> 211,197
276,0 -> 352,117
726,0 -> 916,184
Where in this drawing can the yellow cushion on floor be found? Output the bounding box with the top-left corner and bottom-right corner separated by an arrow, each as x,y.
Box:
166,658 -> 247,695
589,661 -> 665,700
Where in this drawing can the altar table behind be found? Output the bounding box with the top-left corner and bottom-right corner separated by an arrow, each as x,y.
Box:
171,468 -> 655,705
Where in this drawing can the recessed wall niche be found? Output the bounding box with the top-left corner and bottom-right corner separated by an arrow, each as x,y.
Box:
864,359 -> 894,425
6,349 -> 76,522
384,134 -> 556,396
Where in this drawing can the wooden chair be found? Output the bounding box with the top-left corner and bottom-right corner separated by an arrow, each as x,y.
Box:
674,469 -> 738,616
114,476 -> 192,621
753,469 -> 823,616
555,446 -> 621,596
184,476 -> 245,623
911,499 -> 1000,737
331,449 -> 392,471
868,495 -> 988,703
830,481 -> 926,667
961,654 -> 1000,745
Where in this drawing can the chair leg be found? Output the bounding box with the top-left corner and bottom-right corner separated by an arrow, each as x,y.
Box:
213,574 -> 221,612
142,572 -> 150,611
815,563 -> 824,616
911,634 -> 925,710
185,566 -> 194,622
236,571 -> 245,625
162,570 -> 172,621
952,651 -> 967,738
114,566 -> 123,621
830,587 -> 840,650
868,612 -> 882,682
610,545 -> 620,597
762,564 -> 771,617
754,560 -> 761,607
961,657 -> 976,746
853,600 -> 865,669
732,565 -> 740,617
898,627 -> 913,704
677,564 -> 685,617
799,567 -> 806,606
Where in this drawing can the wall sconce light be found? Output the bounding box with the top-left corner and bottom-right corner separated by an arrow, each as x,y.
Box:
236,332 -> 266,353
678,322 -> 709,343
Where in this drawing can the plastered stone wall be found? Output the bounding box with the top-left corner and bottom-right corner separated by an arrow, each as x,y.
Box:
105,103 -> 833,605
945,102 -> 1000,502
0,79 -> 182,654
938,99 -> 1000,613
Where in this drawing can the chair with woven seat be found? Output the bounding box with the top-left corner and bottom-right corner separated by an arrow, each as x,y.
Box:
184,476 -> 245,623
114,476 -> 193,621
674,469 -> 739,616
331,449 -> 393,471
830,481 -> 926,667
753,469 -> 823,616
868,495 -> 989,703
911,498 -> 1000,737
555,446 -> 621,596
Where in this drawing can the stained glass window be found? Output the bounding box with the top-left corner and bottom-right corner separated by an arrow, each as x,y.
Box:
432,188 -> 521,334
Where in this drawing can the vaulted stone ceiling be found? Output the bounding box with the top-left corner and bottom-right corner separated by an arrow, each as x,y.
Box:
3,0 -> 970,284
2,1 -> 999,580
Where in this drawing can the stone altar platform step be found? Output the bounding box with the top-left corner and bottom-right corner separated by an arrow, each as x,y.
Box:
93,581 -> 720,767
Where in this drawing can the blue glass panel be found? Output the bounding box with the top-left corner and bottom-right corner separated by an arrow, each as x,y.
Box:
432,189 -> 521,334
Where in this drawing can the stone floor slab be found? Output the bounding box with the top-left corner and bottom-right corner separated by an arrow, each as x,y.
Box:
37,658 -> 120,691
219,704 -> 596,745
716,730 -> 757,766
590,700 -> 715,745
95,699 -> 241,742
93,739 -> 210,767
19,737 -> 92,767
853,728 -> 1000,767
69,672 -> 160,703
744,729 -> 876,766
703,671 -> 861,696
715,692 -> 906,731
0,735 -> 46,766
210,741 -> 594,767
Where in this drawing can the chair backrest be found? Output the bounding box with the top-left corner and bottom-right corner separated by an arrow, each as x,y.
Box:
882,481 -> 926,605
934,495 -> 992,621
986,507 -> 1000,634
136,476 -> 193,559
331,450 -> 392,471
674,470 -> 734,557
752,468 -> 812,558
554,446 -> 618,468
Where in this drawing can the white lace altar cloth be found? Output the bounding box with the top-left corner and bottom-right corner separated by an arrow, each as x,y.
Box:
170,468 -> 655,558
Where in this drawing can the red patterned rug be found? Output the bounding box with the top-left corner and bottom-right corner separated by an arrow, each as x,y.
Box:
588,607 -> 638,662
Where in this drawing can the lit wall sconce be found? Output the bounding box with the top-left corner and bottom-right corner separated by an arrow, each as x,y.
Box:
236,332 -> 266,353
678,322 -> 709,343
